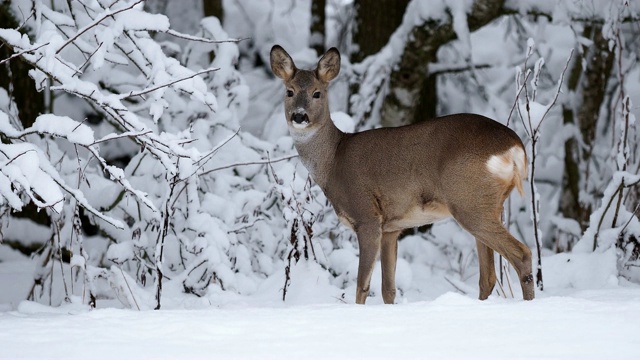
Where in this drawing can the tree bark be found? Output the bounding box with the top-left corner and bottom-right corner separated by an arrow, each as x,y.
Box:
0,2 -> 49,232
202,0 -> 223,63
351,0 -> 409,64
0,1 -> 44,128
310,0 -> 326,55
559,25 -> 615,231
380,0 -> 505,127
203,0 -> 223,24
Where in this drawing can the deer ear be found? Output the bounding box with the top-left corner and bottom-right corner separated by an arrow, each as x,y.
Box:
316,47 -> 340,83
270,45 -> 296,81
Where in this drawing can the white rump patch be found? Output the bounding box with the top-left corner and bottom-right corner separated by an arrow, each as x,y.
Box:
486,146 -> 526,181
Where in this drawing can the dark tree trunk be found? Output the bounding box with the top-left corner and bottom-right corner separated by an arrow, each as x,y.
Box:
203,0 -> 223,23
559,25 -> 615,231
0,1 -> 45,128
350,0 -> 409,64
0,2 -> 49,232
203,0 -> 224,63
380,0 -> 505,127
310,0 -> 326,55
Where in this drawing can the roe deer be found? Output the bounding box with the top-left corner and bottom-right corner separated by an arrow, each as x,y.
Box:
270,45 -> 534,304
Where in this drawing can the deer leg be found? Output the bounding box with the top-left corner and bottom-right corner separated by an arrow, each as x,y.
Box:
355,223 -> 382,304
452,209 -> 534,300
475,239 -> 496,300
381,230 -> 401,304
478,226 -> 533,300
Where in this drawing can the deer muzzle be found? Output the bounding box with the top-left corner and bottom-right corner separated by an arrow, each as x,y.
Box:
291,112 -> 309,125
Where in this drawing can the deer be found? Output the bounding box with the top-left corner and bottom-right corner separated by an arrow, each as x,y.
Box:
270,45 -> 535,304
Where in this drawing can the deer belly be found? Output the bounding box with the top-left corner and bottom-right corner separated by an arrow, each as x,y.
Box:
383,203 -> 451,232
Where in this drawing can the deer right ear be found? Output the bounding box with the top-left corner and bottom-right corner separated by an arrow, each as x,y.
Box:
270,45 -> 296,81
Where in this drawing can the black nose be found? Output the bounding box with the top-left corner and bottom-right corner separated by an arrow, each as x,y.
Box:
292,113 -> 308,124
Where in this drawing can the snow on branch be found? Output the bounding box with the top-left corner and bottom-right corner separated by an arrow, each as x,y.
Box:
55,0 -> 148,55
164,29 -> 249,44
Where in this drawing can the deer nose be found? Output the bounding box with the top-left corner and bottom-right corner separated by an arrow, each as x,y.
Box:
291,112 -> 309,124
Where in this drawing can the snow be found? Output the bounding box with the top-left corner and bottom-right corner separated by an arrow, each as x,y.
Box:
32,114 -> 95,145
1,287 -> 639,359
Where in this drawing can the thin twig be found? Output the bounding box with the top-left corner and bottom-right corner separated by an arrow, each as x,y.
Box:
92,130 -> 153,145
538,49 -> 574,128
119,266 -> 141,311
507,69 -> 532,127
118,67 -> 220,99
444,276 -> 468,295
0,42 -> 49,67
199,154 -> 298,177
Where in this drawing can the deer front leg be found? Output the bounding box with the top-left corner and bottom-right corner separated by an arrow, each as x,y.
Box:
355,223 -> 382,304
381,231 -> 401,304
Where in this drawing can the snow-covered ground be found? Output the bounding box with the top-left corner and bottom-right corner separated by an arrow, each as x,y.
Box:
1,287 -> 639,359
1,252 -> 640,360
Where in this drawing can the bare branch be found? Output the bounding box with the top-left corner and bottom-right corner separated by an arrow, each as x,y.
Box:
48,172 -> 125,229
507,69 -> 532,128
199,154 -> 299,177
537,49 -> 574,131
0,42 -> 49,67
84,145 -> 159,214
428,62 -> 492,76
92,130 -> 153,145
118,67 -> 220,100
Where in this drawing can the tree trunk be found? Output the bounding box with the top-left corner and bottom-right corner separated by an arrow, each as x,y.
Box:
310,0 -> 326,56
380,0 -> 504,127
0,2 -> 50,233
0,2 -> 45,128
350,0 -> 409,64
203,0 -> 223,23
203,0 -> 223,63
559,24 -> 615,231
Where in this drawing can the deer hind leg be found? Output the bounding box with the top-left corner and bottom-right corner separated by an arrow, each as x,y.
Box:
475,239 -> 496,300
478,225 -> 533,300
381,230 -> 401,304
452,209 -> 534,300
355,223 -> 382,304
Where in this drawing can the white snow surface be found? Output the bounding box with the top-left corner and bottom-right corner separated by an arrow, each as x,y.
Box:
1,249 -> 639,359
1,287 -> 639,359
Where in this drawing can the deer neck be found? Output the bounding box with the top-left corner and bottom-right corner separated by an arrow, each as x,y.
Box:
290,118 -> 344,189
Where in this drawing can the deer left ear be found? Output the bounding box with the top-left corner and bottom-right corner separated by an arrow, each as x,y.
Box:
316,47 -> 340,83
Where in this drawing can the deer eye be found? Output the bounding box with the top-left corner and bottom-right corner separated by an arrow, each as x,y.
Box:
313,91 -> 321,99
286,90 -> 294,97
